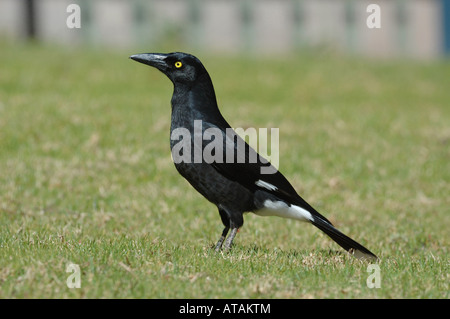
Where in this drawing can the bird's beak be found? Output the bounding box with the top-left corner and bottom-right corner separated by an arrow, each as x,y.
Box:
129,53 -> 168,72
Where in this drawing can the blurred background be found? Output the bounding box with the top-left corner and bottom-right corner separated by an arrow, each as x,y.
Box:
1,0 -> 450,59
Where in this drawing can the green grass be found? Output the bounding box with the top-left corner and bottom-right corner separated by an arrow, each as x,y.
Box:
0,40 -> 449,298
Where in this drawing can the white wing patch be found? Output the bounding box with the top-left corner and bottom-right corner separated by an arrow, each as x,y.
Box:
255,200 -> 313,222
255,180 -> 278,191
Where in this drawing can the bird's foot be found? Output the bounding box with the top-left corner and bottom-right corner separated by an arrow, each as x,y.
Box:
223,228 -> 238,251
213,227 -> 238,252
214,236 -> 226,252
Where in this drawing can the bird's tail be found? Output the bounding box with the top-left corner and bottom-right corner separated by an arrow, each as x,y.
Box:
310,216 -> 378,261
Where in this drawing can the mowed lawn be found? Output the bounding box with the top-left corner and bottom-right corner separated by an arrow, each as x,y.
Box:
0,41 -> 448,298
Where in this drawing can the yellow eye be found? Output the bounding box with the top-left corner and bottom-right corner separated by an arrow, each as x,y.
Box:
175,61 -> 183,68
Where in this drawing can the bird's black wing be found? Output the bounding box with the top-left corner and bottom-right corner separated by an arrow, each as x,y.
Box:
202,121 -> 332,224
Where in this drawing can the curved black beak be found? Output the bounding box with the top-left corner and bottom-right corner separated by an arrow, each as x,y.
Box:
130,53 -> 168,72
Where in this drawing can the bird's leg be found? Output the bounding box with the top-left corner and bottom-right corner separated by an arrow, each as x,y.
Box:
214,226 -> 229,252
223,228 -> 238,251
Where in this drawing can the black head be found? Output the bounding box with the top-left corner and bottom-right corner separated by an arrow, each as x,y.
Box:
130,52 -> 207,85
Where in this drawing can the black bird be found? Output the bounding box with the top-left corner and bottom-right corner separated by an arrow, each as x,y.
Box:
130,52 -> 377,260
